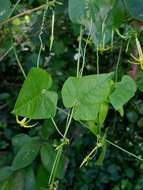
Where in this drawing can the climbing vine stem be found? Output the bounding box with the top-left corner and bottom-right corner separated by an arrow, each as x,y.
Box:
48,107 -> 74,186
57,106 -> 143,162
37,0 -> 49,68
13,45 -> 26,79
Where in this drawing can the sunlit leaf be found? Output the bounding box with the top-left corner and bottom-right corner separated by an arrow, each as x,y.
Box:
62,73 -> 113,121
13,68 -> 58,119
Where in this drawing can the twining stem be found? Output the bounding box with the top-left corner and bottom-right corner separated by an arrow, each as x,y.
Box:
13,45 -> 26,79
37,0 -> 49,68
77,26 -> 83,77
51,118 -> 64,138
48,107 -> 74,186
57,107 -> 143,162
80,140 -> 100,168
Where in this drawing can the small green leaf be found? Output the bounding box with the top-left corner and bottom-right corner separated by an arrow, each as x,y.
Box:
110,75 -> 137,111
12,139 -> 40,171
0,0 -> 11,21
13,67 -> 58,119
62,73 -> 113,121
40,144 -> 65,179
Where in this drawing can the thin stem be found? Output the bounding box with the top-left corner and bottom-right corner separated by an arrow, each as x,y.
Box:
0,46 -> 13,62
57,106 -> 143,162
77,26 -> 83,77
80,140 -> 100,168
80,21 -> 92,76
111,29 -> 114,48
13,46 -> 26,79
51,118 -> 64,138
37,46 -> 42,68
48,107 -> 74,185
50,10 -> 55,52
105,139 -> 143,162
8,0 -> 22,18
115,46 -> 122,83
48,147 -> 62,185
115,29 -> 126,40
96,47 -> 99,74
63,108 -> 74,138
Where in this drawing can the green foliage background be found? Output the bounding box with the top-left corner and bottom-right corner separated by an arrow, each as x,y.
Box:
0,0 -> 143,189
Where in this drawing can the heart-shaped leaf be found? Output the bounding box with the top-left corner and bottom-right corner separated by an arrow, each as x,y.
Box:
62,73 -> 113,121
13,68 -> 58,119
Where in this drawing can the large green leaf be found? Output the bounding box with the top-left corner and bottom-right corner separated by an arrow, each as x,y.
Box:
125,0 -> 143,22
62,73 -> 113,121
13,68 -> 58,119
40,144 -> 65,179
110,75 -> 137,111
12,139 -> 40,171
0,0 -> 11,21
